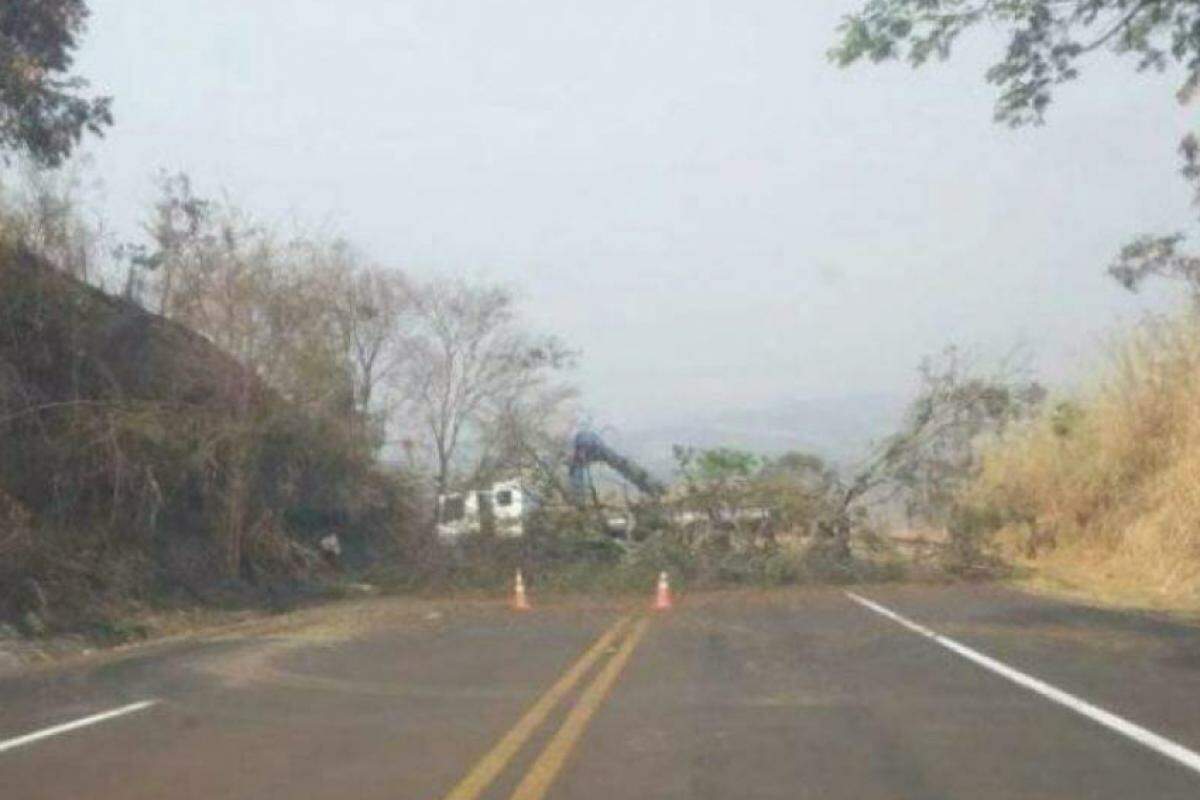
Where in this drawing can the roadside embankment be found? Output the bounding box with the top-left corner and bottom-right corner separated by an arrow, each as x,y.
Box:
967,311 -> 1200,616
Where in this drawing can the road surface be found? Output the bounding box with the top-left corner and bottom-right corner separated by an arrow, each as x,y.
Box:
4,584 -> 1200,798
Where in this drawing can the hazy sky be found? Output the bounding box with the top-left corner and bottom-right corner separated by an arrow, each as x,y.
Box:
73,1 -> 1195,429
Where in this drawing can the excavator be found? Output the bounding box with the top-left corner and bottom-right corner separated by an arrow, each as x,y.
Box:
568,430 -> 664,504
436,430 -> 666,542
566,430 -> 666,539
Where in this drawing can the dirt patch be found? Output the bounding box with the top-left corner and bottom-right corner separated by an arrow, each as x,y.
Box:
0,591 -> 434,678
195,601 -> 406,688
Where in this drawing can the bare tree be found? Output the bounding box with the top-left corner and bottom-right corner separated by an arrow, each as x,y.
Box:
133,177 -> 355,415
0,157 -> 109,283
884,347 -> 1044,527
469,381 -> 579,489
133,170 -> 211,315
808,346 -> 1045,563
399,277 -> 575,497
311,243 -> 414,443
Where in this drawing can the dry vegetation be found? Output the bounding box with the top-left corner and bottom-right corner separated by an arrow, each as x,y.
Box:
0,241 -> 414,639
966,311 -> 1200,609
0,162 -> 576,646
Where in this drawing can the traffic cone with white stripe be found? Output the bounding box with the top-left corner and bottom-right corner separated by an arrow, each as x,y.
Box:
512,569 -> 531,611
653,571 -> 672,611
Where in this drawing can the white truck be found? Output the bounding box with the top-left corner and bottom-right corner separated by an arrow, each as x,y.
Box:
436,479 -> 532,541
436,432 -> 667,543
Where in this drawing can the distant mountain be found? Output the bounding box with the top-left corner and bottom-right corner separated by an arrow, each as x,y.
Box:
608,393 -> 907,480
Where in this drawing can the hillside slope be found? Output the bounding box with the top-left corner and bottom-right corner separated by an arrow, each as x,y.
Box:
0,246 -> 409,634
968,312 -> 1200,611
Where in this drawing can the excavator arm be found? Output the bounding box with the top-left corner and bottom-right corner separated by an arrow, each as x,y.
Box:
568,431 -> 665,505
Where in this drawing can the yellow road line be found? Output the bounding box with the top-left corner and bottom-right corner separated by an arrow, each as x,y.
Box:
508,616 -> 652,800
440,614 -> 633,800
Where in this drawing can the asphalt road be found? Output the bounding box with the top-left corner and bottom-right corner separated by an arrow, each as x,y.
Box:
5,584 -> 1200,799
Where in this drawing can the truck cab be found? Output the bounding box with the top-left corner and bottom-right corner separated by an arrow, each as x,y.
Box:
436,479 -> 531,541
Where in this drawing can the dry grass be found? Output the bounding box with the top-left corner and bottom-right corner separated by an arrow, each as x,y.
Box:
970,311 -> 1200,610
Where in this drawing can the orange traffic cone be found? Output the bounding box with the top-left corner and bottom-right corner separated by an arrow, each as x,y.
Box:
653,571 -> 672,610
512,569 -> 531,611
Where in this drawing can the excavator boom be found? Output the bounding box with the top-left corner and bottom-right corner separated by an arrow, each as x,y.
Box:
568,431 -> 665,504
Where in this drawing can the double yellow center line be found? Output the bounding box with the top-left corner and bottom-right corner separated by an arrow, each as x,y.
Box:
441,614 -> 651,800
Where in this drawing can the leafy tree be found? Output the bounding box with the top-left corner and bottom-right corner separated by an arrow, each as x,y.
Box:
673,446 -> 766,542
831,0 -> 1200,127
831,0 -> 1200,299
758,451 -> 841,537
1,1 -> 112,166
763,450 -> 837,489
672,447 -> 843,545
676,446 -> 762,487
1108,137 -> 1200,303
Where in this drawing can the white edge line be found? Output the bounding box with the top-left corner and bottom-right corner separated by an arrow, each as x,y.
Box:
0,699 -> 160,754
845,590 -> 1200,777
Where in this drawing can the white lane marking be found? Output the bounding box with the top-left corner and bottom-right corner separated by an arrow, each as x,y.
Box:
845,591 -> 1200,777
0,699 -> 159,755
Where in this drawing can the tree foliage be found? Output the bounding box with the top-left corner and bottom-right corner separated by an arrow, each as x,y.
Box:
1,1 -> 112,166
671,446 -> 842,546
1107,132 -> 1200,302
831,0 -> 1200,127
832,0 -> 1200,304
